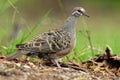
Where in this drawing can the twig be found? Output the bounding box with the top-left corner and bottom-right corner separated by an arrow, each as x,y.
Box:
9,22 -> 23,40
86,30 -> 94,58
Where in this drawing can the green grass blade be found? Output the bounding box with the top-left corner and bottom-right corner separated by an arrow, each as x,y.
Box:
21,9 -> 52,43
0,0 -> 18,15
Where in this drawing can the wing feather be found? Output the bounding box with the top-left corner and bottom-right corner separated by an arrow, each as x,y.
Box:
16,29 -> 71,54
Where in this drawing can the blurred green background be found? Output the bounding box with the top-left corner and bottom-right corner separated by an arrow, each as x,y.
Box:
0,0 -> 120,61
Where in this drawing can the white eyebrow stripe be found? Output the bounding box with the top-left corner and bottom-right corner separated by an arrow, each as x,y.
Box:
72,11 -> 82,16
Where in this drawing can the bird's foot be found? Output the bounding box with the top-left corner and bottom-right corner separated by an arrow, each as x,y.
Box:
51,59 -> 61,68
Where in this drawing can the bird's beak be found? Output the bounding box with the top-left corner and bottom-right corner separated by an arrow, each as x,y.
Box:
83,12 -> 90,17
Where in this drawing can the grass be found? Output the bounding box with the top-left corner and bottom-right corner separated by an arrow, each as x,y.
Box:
0,0 -> 120,62
63,28 -> 120,62
0,0 -> 52,55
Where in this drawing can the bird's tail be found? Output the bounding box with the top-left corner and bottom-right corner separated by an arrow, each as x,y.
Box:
6,50 -> 23,60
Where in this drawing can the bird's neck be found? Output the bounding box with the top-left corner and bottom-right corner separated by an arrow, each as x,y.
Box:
62,15 -> 78,34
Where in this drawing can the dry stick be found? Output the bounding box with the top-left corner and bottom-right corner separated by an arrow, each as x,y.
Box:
86,30 -> 94,58
74,31 -> 86,63
9,22 -> 23,41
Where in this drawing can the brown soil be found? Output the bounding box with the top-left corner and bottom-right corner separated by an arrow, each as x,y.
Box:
0,48 -> 120,80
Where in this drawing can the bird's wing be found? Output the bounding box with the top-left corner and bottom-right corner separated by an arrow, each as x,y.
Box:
16,29 -> 71,54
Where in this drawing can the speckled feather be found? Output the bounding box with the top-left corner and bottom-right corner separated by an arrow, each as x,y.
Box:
16,28 -> 71,55
6,7 -> 89,67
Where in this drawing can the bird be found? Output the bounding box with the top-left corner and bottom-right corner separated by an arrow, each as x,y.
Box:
6,7 -> 89,68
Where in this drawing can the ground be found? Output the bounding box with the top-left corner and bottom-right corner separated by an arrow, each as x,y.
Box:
0,48 -> 120,80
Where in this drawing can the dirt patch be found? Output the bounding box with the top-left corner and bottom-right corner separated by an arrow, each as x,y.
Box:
0,48 -> 120,80
0,56 -> 91,80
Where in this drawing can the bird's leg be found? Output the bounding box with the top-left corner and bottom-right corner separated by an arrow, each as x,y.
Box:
51,59 -> 61,68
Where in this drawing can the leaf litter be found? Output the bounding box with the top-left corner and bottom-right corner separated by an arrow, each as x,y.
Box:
0,47 -> 120,80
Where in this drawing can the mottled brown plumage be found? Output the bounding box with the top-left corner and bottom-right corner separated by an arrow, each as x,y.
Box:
6,7 -> 89,67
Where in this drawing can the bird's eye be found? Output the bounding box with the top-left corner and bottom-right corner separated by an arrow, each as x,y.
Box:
77,10 -> 81,12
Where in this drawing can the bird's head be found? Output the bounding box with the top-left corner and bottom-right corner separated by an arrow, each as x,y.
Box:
72,7 -> 89,17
